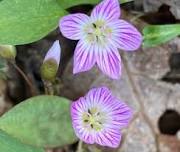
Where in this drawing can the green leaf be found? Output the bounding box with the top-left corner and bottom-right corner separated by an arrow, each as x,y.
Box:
0,95 -> 77,148
0,130 -> 44,152
143,24 -> 180,47
0,0 -> 133,45
0,0 -> 67,45
58,0 -> 133,9
121,0 -> 134,4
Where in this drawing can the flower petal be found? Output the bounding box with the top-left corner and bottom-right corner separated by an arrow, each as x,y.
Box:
87,87 -> 132,129
110,20 -> 142,51
73,40 -> 96,74
44,40 -> 61,65
86,87 -> 113,108
95,129 -> 121,148
71,98 -> 95,144
59,13 -> 90,40
96,45 -> 121,79
110,99 -> 133,128
91,0 -> 120,21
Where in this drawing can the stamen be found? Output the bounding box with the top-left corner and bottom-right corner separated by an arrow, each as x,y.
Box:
96,36 -> 99,42
98,121 -> 102,124
92,23 -> 97,28
85,20 -> 113,46
88,109 -> 92,114
84,120 -> 89,123
82,107 -> 107,132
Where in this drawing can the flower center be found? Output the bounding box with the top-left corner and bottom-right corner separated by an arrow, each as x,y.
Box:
84,20 -> 112,46
82,107 -> 106,131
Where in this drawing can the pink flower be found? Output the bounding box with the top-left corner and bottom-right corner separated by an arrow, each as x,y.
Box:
41,40 -> 61,81
59,0 -> 142,79
44,40 -> 61,65
71,87 -> 132,148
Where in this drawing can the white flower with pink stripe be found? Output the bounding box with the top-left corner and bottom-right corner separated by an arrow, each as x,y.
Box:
59,0 -> 142,79
71,87 -> 132,148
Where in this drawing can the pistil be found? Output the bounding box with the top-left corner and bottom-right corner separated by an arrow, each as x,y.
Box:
82,108 -> 104,131
84,21 -> 112,46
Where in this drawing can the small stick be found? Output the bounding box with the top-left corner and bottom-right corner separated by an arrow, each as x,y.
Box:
10,61 -> 37,96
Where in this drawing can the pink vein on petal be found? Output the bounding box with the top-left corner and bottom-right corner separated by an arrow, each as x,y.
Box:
91,0 -> 120,21
73,40 -> 96,74
110,20 -> 143,51
96,46 -> 121,79
59,13 -> 91,40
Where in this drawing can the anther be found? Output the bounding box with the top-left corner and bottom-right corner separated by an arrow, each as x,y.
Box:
84,120 -> 89,123
88,109 -> 92,114
97,112 -> 100,116
98,121 -> 102,125
92,23 -> 97,28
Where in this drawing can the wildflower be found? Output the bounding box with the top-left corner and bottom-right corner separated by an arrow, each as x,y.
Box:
40,40 -> 61,81
59,0 -> 142,79
71,87 -> 132,148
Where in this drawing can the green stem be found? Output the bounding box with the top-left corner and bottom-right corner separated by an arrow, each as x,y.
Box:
43,80 -> 54,95
76,140 -> 83,152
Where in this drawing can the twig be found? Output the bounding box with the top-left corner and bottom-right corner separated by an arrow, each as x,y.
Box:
10,61 -> 37,96
121,53 -> 160,152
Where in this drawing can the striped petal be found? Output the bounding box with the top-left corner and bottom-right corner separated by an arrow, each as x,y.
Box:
95,130 -> 121,148
86,87 -> 113,109
88,87 -> 132,129
59,13 -> 91,40
73,40 -> 96,74
91,0 -> 120,21
71,98 -> 95,144
110,20 -> 142,51
110,98 -> 133,129
96,45 -> 121,79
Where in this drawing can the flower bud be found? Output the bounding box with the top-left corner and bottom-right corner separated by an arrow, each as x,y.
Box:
40,40 -> 61,81
0,45 -> 16,60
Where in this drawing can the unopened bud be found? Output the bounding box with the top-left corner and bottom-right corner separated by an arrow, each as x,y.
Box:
40,40 -> 61,81
0,45 -> 16,60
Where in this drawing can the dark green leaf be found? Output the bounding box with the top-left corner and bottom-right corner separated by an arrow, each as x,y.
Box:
0,0 -> 67,45
58,0 -> 133,9
0,95 -> 77,148
0,130 -> 44,152
143,24 -> 180,47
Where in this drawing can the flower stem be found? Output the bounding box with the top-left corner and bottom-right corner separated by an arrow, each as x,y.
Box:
10,61 -> 37,96
43,80 -> 54,95
76,140 -> 83,152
